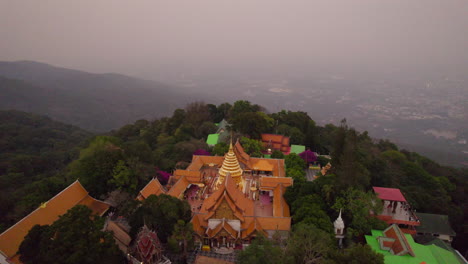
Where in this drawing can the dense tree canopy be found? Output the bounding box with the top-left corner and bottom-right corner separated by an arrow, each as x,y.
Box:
3,101 -> 468,260
129,194 -> 191,242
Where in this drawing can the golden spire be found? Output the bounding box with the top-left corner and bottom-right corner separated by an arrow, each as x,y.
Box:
215,136 -> 244,190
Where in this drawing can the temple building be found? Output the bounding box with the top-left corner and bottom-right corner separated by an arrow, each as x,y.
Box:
138,139 -> 293,252
0,181 -> 110,264
372,187 -> 420,234
260,134 -> 291,154
365,224 -> 465,264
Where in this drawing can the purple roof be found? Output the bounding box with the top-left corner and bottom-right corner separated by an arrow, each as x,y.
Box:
299,150 -> 317,163
193,149 -> 211,156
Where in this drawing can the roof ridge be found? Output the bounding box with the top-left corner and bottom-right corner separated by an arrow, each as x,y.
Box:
0,180 -> 85,237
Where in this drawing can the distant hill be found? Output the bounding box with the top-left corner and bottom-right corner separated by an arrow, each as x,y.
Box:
0,61 -> 199,131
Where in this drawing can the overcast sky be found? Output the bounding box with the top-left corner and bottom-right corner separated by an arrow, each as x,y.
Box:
1,0 -> 467,78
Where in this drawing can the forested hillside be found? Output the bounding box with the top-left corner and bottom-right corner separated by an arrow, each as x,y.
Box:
0,110 -> 92,232
2,101 -> 467,262
0,61 -> 199,131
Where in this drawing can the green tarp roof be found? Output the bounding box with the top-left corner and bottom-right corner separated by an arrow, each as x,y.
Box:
206,134 -> 219,146
366,229 -> 462,264
290,145 -> 306,154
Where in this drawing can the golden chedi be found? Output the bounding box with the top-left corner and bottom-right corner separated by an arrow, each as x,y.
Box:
216,142 -> 243,190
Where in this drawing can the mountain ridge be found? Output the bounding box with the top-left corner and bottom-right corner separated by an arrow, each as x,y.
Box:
0,61 -> 200,132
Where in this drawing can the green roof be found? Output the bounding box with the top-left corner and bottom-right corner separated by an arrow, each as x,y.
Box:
206,134 -> 219,146
216,119 -> 229,134
423,239 -> 466,264
416,213 -> 456,236
366,228 -> 462,264
290,145 -> 306,154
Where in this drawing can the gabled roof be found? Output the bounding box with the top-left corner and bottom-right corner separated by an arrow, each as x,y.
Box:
105,220 -> 131,253
382,224 -> 415,256
415,213 -> 456,236
0,180 -> 109,262
206,220 -> 239,239
167,176 -> 190,198
200,174 -> 254,217
234,139 -> 250,164
242,218 -> 268,238
373,187 -> 407,202
366,226 -> 462,264
137,178 -> 167,201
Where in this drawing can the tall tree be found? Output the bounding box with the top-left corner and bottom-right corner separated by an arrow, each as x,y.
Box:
129,194 -> 191,242
285,223 -> 334,264
169,220 -> 193,261
237,236 -> 286,264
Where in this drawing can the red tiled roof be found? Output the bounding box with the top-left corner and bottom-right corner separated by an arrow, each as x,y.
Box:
373,187 -> 407,202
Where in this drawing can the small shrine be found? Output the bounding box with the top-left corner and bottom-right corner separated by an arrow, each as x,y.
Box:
334,209 -> 345,247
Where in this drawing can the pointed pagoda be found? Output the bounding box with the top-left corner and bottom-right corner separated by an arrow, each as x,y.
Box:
215,141 -> 244,190
137,137 -> 294,251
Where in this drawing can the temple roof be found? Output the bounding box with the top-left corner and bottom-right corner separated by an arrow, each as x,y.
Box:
137,178 -> 167,201
167,176 -> 191,198
0,180 -> 110,262
201,174 -> 254,217
415,213 -> 456,236
365,225 -> 463,264
373,187 -> 407,202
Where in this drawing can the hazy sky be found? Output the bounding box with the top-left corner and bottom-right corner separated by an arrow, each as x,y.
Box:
1,0 -> 467,78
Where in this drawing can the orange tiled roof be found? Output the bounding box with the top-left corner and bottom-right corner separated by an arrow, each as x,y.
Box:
249,158 -> 285,177
206,220 -> 239,239
167,176 -> 190,198
273,184 -> 290,217
256,216 -> 291,231
137,178 -> 167,201
261,134 -> 285,143
250,159 -> 274,172
105,220 -> 131,253
234,140 -> 250,164
0,180 -> 109,263
201,175 -> 254,218
241,218 -> 268,238
259,176 -> 293,189
195,255 -> 234,264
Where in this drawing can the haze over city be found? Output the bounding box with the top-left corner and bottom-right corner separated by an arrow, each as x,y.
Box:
1,0 -> 467,78
1,0 -> 467,166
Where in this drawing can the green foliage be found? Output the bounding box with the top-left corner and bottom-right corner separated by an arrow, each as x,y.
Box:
332,189 -> 387,238
285,153 -> 306,182
240,137 -> 264,157
228,100 -> 262,120
331,244 -> 384,264
68,136 -> 124,196
212,142 -> 229,156
169,220 -> 194,260
0,110 -> 91,232
285,223 -> 334,264
129,194 -> 191,242
271,150 -> 285,159
109,160 -> 137,192
231,112 -> 271,139
18,205 -> 122,264
237,236 -> 286,264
